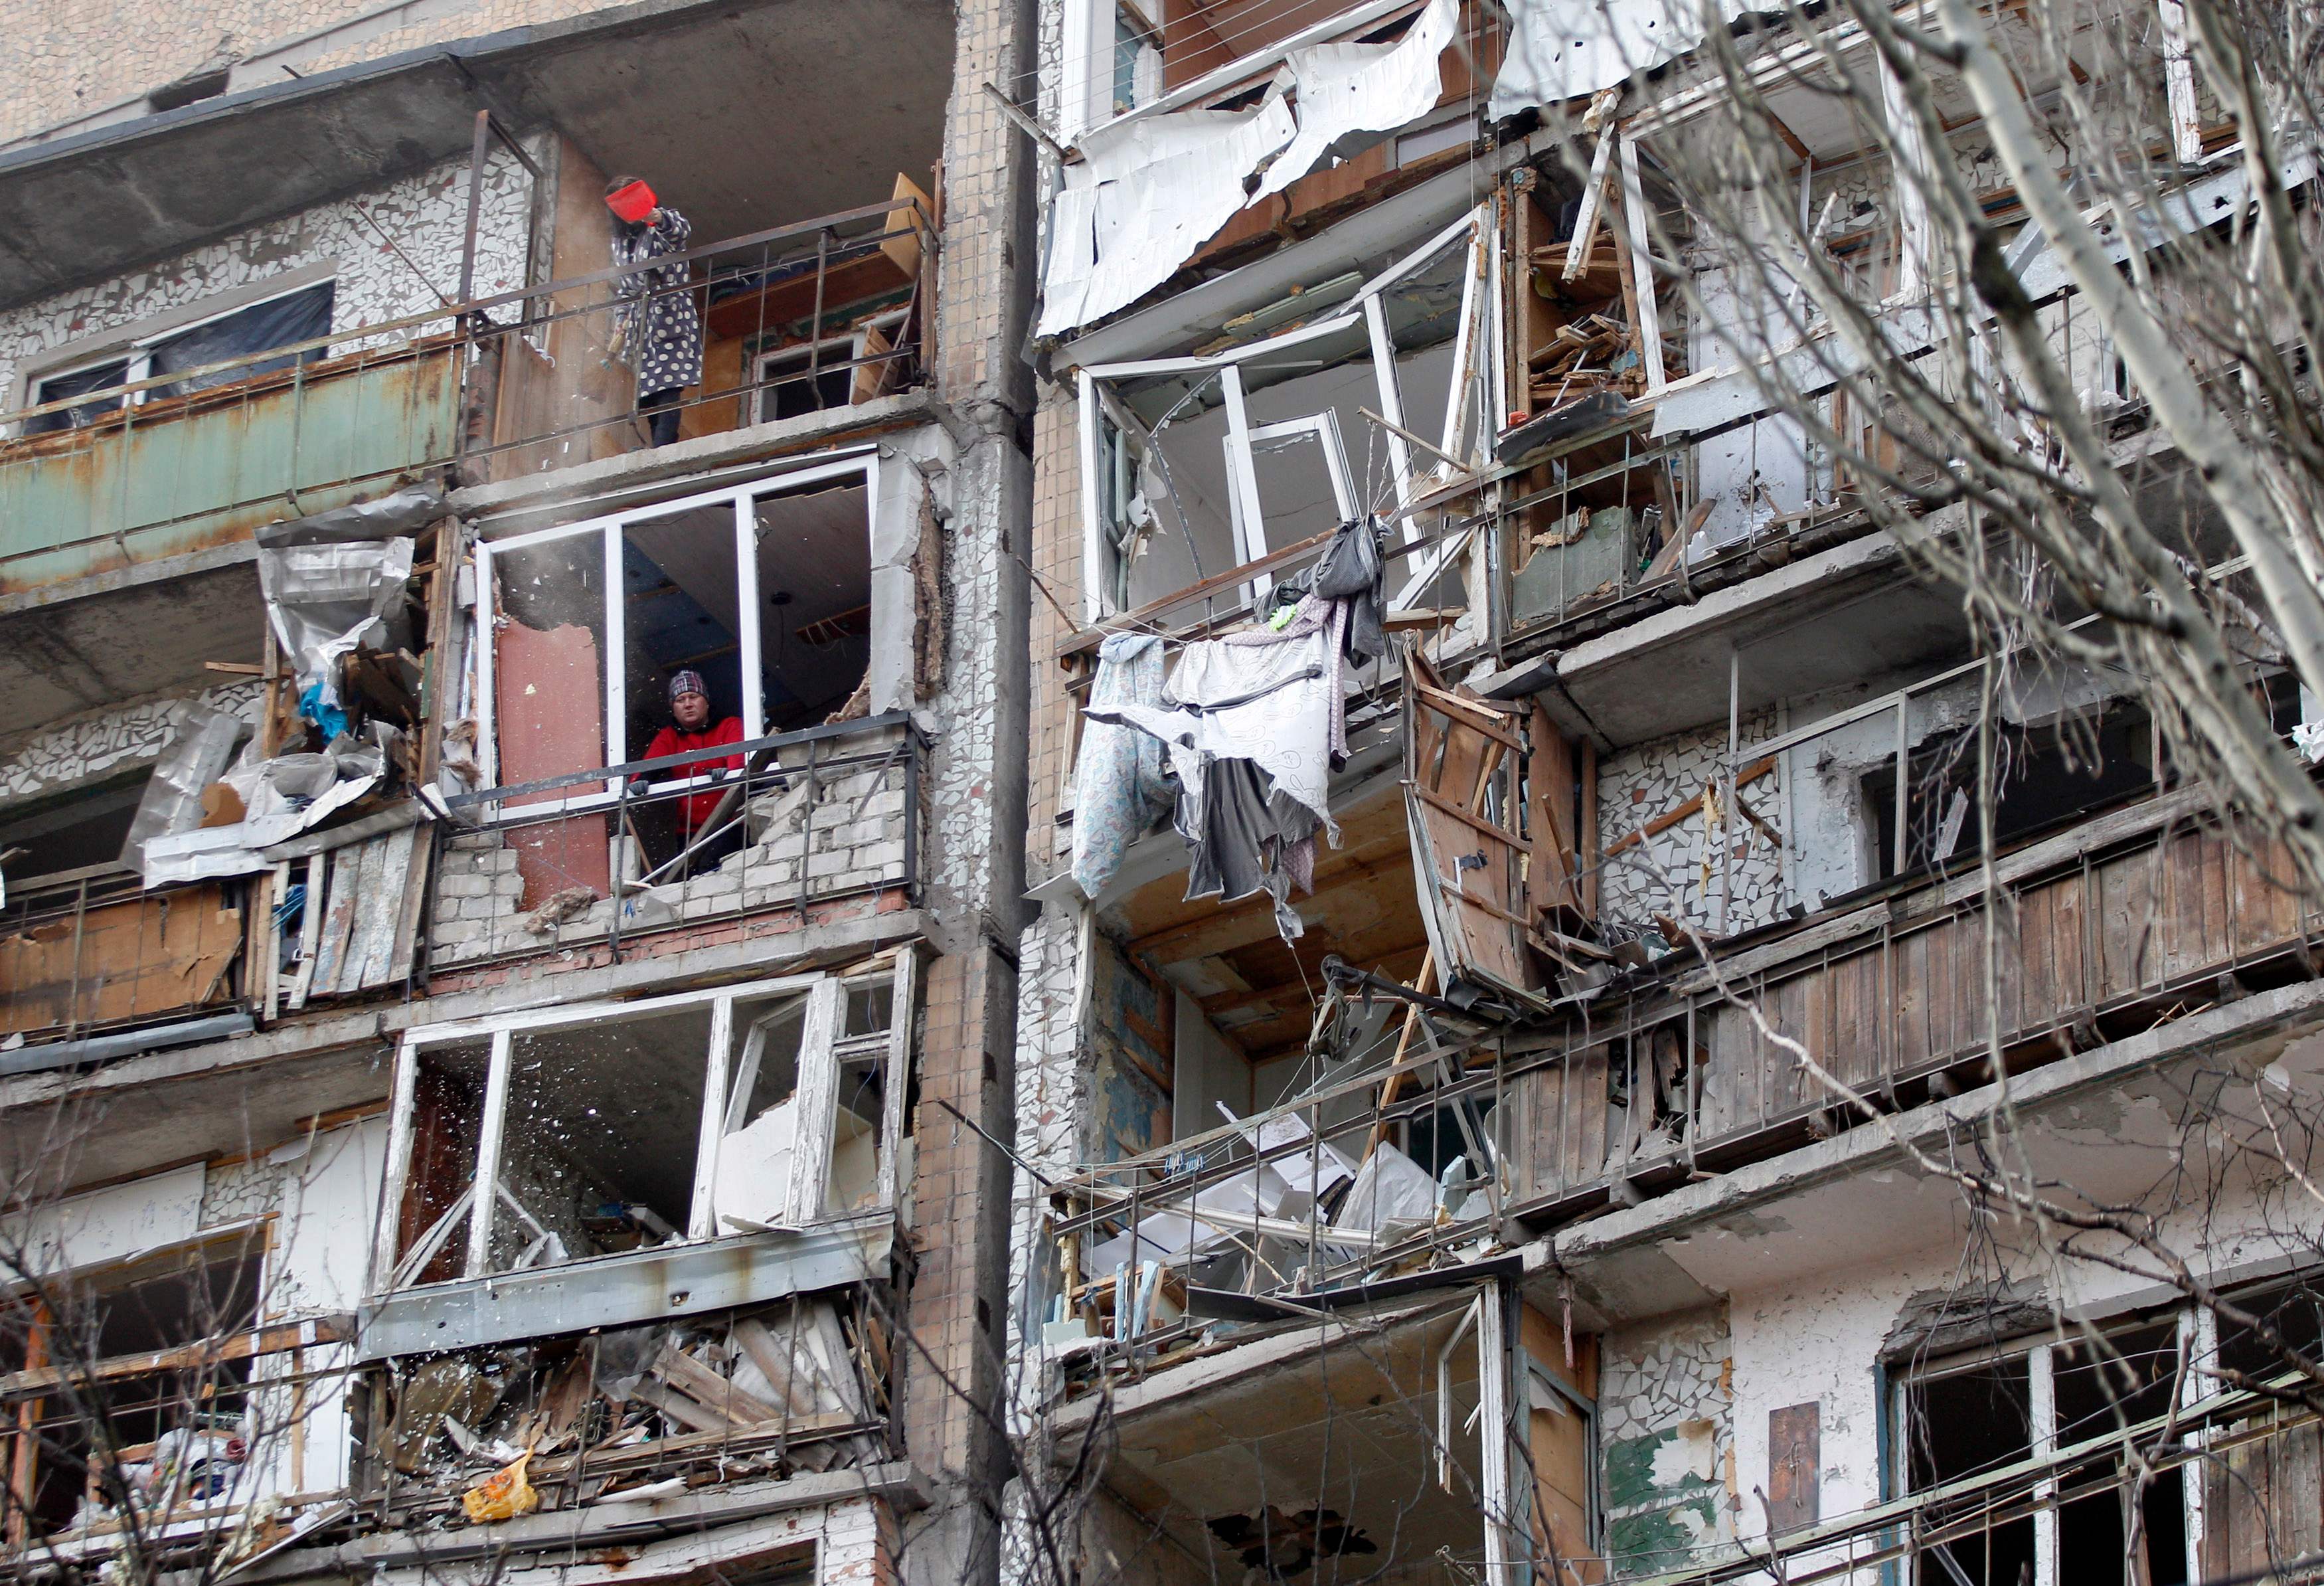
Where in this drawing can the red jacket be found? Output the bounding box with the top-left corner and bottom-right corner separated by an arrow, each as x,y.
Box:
642,717 -> 744,832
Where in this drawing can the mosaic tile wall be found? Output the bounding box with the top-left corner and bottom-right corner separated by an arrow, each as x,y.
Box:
1598,711 -> 1785,942
0,141 -> 535,410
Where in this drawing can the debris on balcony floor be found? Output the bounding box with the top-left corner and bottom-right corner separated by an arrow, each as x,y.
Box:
371,1295 -> 888,1520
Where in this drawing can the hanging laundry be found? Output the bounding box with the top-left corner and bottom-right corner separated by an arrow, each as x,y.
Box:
1310,516 -> 1387,669
1181,753 -> 1321,939
1092,596 -> 1347,838
1072,633 -> 1178,899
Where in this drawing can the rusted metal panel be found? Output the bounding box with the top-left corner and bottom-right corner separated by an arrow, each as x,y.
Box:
0,343 -> 461,595
1766,1403 -> 1820,1533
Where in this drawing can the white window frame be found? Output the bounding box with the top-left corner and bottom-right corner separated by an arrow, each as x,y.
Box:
1890,1310 -> 2212,1586
752,309 -> 910,423
31,278 -> 336,414
370,957 -> 916,1296
1076,204 -> 1501,620
1225,409 -> 1358,592
471,450 -> 880,798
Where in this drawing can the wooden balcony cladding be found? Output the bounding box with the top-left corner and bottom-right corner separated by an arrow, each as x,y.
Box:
0,881 -> 244,1039
1504,792 -> 2317,1212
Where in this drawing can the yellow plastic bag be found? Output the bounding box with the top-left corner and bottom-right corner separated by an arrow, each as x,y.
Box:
461,1451 -> 540,1524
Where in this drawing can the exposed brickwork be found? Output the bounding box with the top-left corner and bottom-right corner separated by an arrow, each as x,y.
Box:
1023,386 -> 1084,884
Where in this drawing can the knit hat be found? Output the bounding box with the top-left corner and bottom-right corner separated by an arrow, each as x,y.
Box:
668,669 -> 708,705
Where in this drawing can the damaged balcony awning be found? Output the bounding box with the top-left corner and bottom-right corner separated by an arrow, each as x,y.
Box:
1039,0 -> 1461,337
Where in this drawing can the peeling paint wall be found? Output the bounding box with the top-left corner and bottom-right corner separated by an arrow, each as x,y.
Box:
0,144 -> 534,412
1599,1305 -> 1736,1577
1089,930 -> 1171,1164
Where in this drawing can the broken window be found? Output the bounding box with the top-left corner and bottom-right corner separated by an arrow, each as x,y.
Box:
1897,1317 -> 2202,1586
1899,1350 -> 2038,1586
1864,699 -> 2156,880
1076,206 -> 1502,622
475,459 -> 880,885
378,965 -> 908,1294
0,1231 -> 270,1540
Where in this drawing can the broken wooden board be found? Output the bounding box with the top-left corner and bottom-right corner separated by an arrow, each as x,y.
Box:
0,883 -> 242,1036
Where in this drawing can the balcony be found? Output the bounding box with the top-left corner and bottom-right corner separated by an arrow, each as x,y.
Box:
0,869 -> 250,1062
0,190 -> 936,598
428,714 -> 922,974
1039,778 -> 2315,1364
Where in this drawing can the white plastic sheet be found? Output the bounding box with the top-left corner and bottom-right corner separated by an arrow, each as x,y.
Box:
1040,98 -> 1298,337
1255,0 -> 1461,200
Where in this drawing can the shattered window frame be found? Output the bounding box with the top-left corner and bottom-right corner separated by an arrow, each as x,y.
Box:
1074,202 -> 1503,622
372,960 -> 913,1296
471,451 -> 882,800
1890,1310 -> 2201,1586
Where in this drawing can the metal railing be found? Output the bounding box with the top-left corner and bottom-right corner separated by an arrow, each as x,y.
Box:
0,867 -> 248,1049
0,191 -> 938,580
428,713 -> 924,970
1044,786 -> 2320,1335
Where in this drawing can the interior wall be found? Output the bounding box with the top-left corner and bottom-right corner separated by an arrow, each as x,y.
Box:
1171,988 -> 1249,1141
490,134 -> 635,477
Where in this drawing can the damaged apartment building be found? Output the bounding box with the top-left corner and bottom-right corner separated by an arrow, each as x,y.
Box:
1009,3 -> 2324,1585
0,0 -> 1042,1583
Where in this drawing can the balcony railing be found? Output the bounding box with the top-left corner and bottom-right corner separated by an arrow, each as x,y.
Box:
1042,786 -> 2314,1348
0,191 -> 936,591
0,869 -> 248,1055
426,713 -> 924,973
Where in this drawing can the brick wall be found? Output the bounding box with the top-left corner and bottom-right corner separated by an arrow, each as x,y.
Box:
1023,385 -> 1084,883
428,754 -> 914,970
0,0 -> 607,147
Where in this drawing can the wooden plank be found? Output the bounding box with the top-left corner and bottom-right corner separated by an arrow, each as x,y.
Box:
386,825 -> 431,986
307,849 -> 361,1001
1054,527 -> 1337,660
0,885 -> 244,1035
333,836 -> 391,996
652,1342 -> 782,1427
0,1315 -> 349,1400
355,831 -> 414,990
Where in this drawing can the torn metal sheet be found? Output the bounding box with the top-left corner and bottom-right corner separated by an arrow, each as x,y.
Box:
252,482 -> 444,549
255,536 -> 415,701
121,701 -> 245,879
1256,0 -> 1461,200
1488,0 -> 1762,120
1039,98 -> 1298,337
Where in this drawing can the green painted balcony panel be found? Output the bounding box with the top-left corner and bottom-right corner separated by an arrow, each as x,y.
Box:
0,340 -> 463,595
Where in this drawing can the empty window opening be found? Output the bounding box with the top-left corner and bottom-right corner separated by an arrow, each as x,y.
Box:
382,969 -> 906,1296
1900,1354 -> 2037,1586
1083,209 -> 1497,621
0,767 -> 151,889
1865,701 -> 2155,881
2,1234 -> 267,1538
2051,1322 -> 2189,1586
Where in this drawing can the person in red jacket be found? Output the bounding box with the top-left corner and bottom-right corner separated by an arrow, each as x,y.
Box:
640,669 -> 745,871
